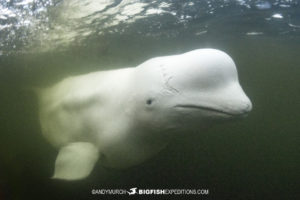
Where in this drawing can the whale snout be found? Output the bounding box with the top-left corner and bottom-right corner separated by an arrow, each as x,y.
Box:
174,95 -> 252,119
217,81 -> 253,117
232,97 -> 252,117
243,99 -> 252,113
173,83 -> 252,120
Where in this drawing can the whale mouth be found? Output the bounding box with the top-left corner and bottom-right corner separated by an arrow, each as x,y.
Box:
174,104 -> 248,117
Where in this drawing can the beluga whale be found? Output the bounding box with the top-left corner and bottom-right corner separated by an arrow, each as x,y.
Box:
36,49 -> 252,180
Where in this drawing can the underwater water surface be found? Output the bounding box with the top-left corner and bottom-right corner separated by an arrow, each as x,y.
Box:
0,0 -> 299,199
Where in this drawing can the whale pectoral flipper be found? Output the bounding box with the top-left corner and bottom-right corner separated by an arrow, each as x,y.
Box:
52,142 -> 99,180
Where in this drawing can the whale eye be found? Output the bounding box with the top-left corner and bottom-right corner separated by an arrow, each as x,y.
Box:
146,98 -> 153,105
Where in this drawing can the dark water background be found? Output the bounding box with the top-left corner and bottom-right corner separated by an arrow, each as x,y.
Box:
0,0 -> 299,199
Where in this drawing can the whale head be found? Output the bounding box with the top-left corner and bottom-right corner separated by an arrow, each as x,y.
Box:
133,49 -> 252,131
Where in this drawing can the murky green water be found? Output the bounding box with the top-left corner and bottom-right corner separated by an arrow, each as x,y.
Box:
0,1 -> 299,199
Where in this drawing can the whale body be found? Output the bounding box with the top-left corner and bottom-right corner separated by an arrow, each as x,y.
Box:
37,49 -> 252,180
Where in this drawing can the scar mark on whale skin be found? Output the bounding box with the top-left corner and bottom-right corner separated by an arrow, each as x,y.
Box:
159,64 -> 179,94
